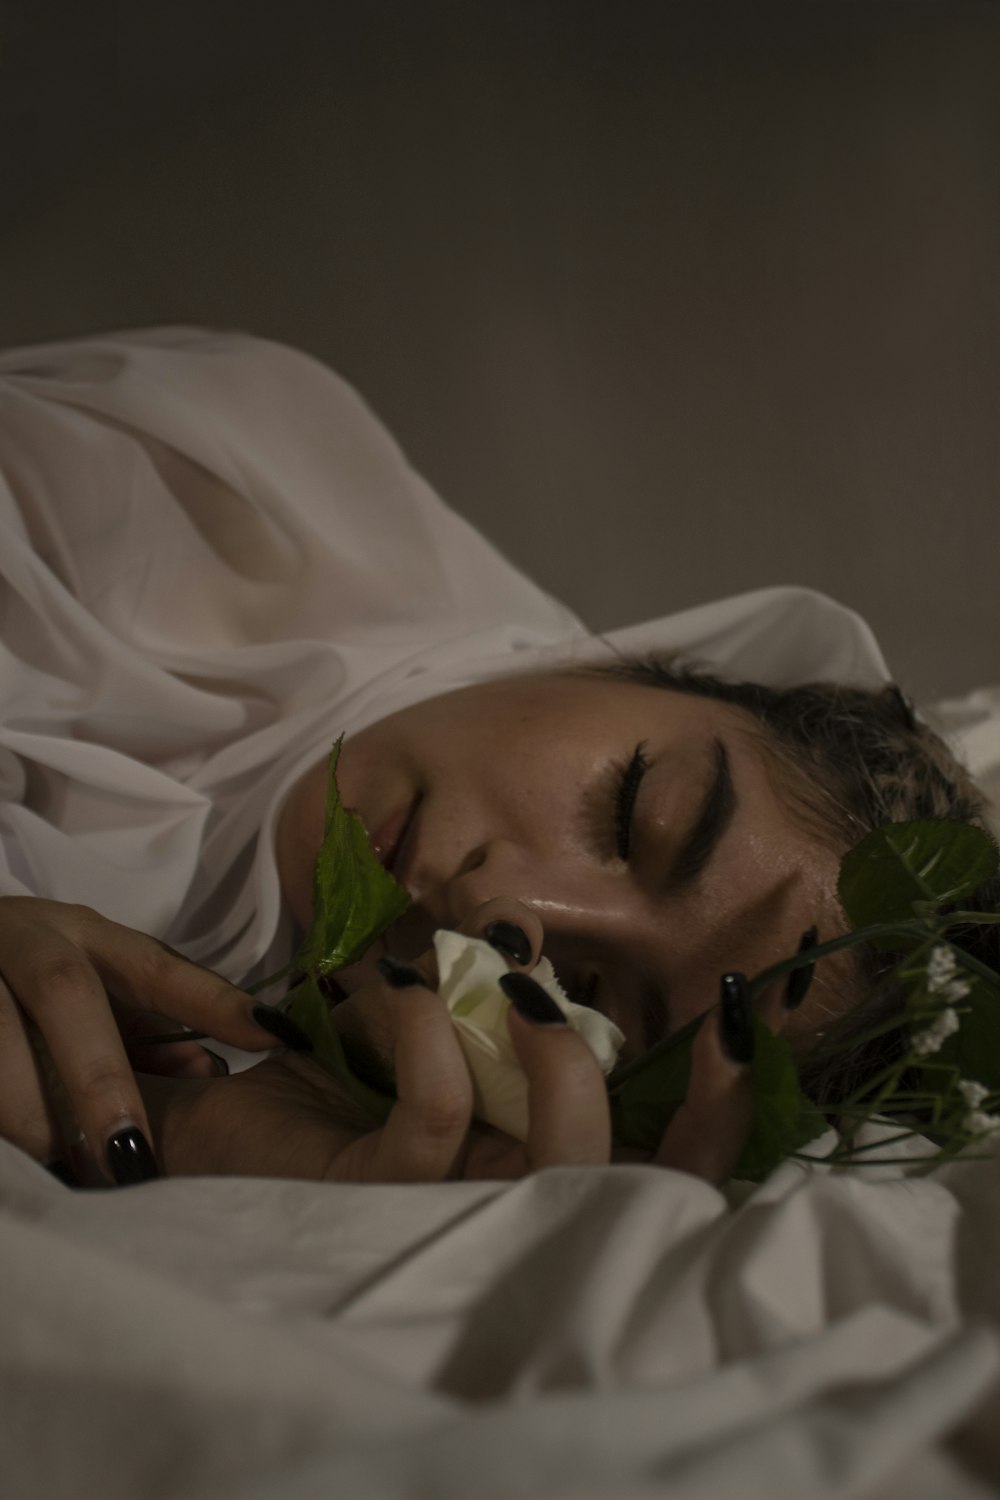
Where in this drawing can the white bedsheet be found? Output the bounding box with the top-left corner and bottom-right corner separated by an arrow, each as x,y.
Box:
4,1118 -> 1000,1500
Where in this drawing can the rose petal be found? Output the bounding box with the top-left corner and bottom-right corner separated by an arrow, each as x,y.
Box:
432,930 -> 625,1140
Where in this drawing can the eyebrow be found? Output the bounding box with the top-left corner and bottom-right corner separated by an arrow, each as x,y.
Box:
637,738 -> 738,1048
662,736 -> 737,898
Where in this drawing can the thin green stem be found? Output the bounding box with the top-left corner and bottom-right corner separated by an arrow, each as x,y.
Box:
125,1029 -> 210,1047
827,1129 -> 923,1156
790,1152 -> 996,1167
748,921 -> 928,995
244,962 -> 295,997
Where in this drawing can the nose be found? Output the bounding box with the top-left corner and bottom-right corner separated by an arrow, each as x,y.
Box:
448,895 -> 546,971
445,837 -> 642,970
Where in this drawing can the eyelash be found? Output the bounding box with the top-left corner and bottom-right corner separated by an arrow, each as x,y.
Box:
613,741 -> 650,860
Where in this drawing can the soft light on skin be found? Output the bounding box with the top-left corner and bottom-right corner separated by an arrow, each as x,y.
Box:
274,671 -> 854,1064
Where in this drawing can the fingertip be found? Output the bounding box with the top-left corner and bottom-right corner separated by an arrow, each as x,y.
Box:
717,973 -> 754,1068
104,1123 -> 161,1186
499,971 -> 568,1026
249,1004 -> 313,1052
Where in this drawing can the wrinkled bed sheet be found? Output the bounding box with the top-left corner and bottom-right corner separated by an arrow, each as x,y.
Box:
4,1115 -> 1000,1500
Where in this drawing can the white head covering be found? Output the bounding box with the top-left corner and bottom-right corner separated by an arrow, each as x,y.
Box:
0,325 -> 911,996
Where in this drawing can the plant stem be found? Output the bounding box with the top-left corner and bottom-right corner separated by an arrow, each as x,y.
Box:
789,1151 -> 996,1167
749,921 -> 928,995
244,962 -> 295,997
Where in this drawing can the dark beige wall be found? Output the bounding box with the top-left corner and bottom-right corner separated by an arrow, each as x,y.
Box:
2,1 -> 997,701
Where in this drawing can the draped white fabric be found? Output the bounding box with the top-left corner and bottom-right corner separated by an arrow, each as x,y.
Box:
2,327 -> 1000,1499
0,325 -> 904,997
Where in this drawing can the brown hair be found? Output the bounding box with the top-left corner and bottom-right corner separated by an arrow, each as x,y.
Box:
572,653 -> 1000,1114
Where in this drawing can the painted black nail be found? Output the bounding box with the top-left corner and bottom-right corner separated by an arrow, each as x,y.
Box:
499,970 -> 568,1025
484,920 -> 532,965
376,956 -> 426,988
201,1047 -> 230,1077
718,972 -> 755,1065
250,1004 -> 313,1051
785,926 -> 819,1011
106,1126 -> 160,1186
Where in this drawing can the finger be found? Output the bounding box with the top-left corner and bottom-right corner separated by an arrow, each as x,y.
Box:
653,971 -> 776,1186
336,963 -> 475,1183
503,971 -> 611,1169
0,974 -> 62,1161
0,902 -> 278,1055
0,925 -> 162,1183
72,914 -> 279,1052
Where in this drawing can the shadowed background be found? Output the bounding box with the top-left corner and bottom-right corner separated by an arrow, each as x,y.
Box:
1,0 -> 997,702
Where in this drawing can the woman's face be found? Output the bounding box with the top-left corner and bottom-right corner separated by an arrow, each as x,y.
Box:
275,672 -> 851,1062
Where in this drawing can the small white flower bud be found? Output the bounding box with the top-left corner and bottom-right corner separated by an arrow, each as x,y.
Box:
962,1110 -> 1000,1139
927,945 -> 957,993
958,1079 -> 990,1109
910,1006 -> 960,1056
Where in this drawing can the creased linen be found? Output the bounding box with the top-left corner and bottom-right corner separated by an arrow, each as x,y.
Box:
2,1129 -> 1000,1499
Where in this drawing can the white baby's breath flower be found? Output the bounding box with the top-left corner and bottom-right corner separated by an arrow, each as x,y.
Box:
920,946 -> 971,1007
962,1110 -> 1000,1139
927,945 -> 957,992
432,930 -> 626,1142
958,1079 -> 990,1109
910,1006 -> 960,1056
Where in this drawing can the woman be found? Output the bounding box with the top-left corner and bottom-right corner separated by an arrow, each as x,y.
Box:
0,327 -> 994,1189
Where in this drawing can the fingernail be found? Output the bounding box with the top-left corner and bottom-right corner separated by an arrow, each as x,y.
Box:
106,1126 -> 160,1186
201,1047 -> 230,1077
499,971 -> 568,1025
250,1004 -> 313,1051
484,920 -> 532,965
718,973 -> 755,1065
785,926 -> 818,1011
376,956 -> 426,988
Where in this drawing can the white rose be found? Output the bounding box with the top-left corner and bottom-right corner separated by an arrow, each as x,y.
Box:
433,929 -> 626,1142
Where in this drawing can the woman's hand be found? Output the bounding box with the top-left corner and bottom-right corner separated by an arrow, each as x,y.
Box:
0,896 -> 282,1181
139,901 -> 787,1190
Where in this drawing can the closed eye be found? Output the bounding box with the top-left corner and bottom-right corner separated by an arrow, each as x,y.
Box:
613,741 -> 650,859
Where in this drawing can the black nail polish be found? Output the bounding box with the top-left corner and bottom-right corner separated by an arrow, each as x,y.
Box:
106,1126 -> 160,1186
718,973 -> 754,1065
785,926 -> 818,1011
376,956 -> 426,988
201,1047 -> 230,1076
251,1004 -> 313,1051
484,920 -> 532,965
499,970 -> 568,1025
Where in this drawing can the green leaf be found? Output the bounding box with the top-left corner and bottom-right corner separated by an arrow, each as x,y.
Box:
608,1015 -> 701,1151
609,1013 -> 826,1182
731,1021 -> 828,1182
838,820 -> 999,935
294,735 -> 411,975
283,975 -> 395,1123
